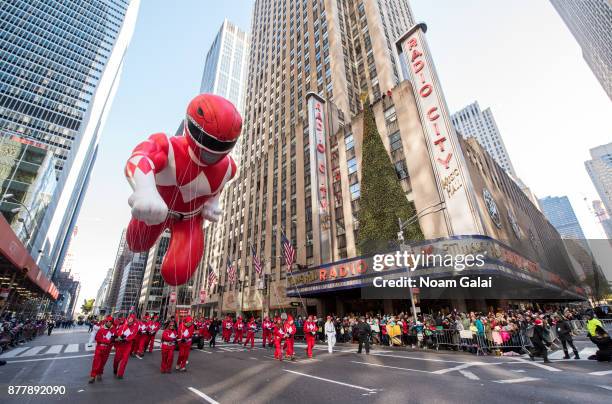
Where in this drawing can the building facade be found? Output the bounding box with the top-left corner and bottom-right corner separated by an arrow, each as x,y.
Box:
539,196 -> 587,241
550,0 -> 612,100
93,267 -> 112,315
451,102 -> 517,177
593,200 -> 612,240
585,142 -> 612,218
191,0 -> 417,317
115,251 -> 148,314
102,229 -> 132,314
0,0 -> 141,281
138,231 -> 170,316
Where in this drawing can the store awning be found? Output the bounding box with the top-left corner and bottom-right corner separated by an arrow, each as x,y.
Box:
0,215 -> 58,300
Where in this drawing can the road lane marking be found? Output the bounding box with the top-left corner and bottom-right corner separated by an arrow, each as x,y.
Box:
507,357 -> 560,372
20,346 -> 47,356
188,387 -> 220,404
64,344 -> 79,353
459,370 -> 480,380
590,369 -> 612,376
197,349 -> 213,354
0,347 -> 30,358
284,369 -> 376,392
351,361 -> 433,374
432,362 -> 481,374
494,377 -> 540,384
370,352 -> 502,365
597,385 -> 612,391
5,353 -> 94,363
85,344 -> 96,352
46,345 -> 63,354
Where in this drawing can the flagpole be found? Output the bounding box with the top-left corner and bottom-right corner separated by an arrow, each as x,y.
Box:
279,227 -> 308,316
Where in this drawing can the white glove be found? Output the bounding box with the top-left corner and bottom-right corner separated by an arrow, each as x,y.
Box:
202,197 -> 222,222
128,187 -> 168,225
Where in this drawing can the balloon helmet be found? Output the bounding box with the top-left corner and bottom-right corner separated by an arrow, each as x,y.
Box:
184,94 -> 242,165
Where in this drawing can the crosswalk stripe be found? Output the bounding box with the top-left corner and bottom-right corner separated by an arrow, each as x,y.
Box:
20,346 -> 46,357
494,377 -> 540,384
0,347 -> 30,358
46,345 -> 63,354
64,344 -> 79,353
85,344 -> 96,352
459,370 -> 480,380
590,369 -> 612,376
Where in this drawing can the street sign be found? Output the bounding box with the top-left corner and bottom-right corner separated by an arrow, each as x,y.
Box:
290,302 -> 300,307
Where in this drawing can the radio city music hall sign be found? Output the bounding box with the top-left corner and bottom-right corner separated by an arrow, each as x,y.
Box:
396,24 -> 481,235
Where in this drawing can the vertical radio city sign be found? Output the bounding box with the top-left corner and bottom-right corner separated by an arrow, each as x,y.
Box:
395,23 -> 482,236
306,92 -> 332,264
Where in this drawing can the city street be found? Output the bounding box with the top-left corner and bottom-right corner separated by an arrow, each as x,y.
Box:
0,327 -> 610,403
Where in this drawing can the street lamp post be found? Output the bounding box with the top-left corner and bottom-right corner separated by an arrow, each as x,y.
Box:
398,201 -> 446,323
2,193 -> 35,248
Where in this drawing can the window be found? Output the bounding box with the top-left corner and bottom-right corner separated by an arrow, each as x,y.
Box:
395,160 -> 408,180
350,183 -> 360,200
389,131 -> 402,151
345,132 -> 354,150
384,106 -> 397,125
347,157 -> 357,174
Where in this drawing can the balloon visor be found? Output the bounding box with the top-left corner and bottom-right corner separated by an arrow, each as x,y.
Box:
186,117 -> 236,154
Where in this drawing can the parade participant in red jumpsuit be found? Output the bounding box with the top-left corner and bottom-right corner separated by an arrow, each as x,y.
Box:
176,316 -> 195,371
200,318 -> 211,341
273,318 -> 285,361
89,316 -> 115,383
160,321 -> 177,373
136,314 -> 151,357
113,314 -> 138,379
233,316 -> 245,344
222,315 -> 233,342
125,94 -> 242,287
244,317 -> 257,349
147,314 -> 161,352
303,315 -> 317,358
262,316 -> 273,348
130,316 -> 143,356
283,315 -> 297,361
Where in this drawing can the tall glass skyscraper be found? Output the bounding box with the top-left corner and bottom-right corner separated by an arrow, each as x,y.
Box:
550,0 -> 612,100
0,0 -> 140,278
585,142 -> 612,218
539,196 -> 587,240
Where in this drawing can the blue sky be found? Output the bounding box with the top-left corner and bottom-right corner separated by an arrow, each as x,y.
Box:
73,0 -> 612,301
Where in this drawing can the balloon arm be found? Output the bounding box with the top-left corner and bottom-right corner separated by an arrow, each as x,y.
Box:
201,193 -> 222,222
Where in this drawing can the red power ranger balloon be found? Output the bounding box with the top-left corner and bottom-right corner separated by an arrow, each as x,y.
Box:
125,94 -> 241,285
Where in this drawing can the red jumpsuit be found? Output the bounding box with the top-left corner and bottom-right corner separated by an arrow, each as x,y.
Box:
244,320 -> 257,348
273,324 -> 285,360
113,321 -> 137,377
304,320 -> 317,358
222,318 -> 233,342
176,322 -> 195,370
136,320 -> 150,355
262,319 -> 273,347
160,328 -> 177,373
90,326 -> 114,378
283,321 -> 296,359
233,319 -> 244,343
200,319 -> 211,340
147,319 -> 161,352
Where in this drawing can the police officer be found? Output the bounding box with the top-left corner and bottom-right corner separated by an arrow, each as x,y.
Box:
556,314 -> 579,359
356,317 -> 371,354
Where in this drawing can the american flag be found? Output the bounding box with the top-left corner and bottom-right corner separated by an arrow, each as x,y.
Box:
207,264 -> 218,289
281,231 -> 296,272
226,257 -> 236,284
251,244 -> 262,276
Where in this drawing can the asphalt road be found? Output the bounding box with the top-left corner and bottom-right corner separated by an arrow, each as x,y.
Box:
0,327 -> 610,404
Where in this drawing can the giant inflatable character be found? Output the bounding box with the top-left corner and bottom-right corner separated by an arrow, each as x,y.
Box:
125,94 -> 241,286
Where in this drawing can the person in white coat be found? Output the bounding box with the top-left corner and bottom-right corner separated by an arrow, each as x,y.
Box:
324,315 -> 336,354
87,318 -> 100,348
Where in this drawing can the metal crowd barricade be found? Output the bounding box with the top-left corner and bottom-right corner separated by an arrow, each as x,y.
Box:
571,319 -> 612,334
431,329 -> 529,356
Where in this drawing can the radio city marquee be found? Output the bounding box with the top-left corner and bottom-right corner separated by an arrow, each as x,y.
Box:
286,236 -> 585,297
307,92 -> 332,263
395,24 -> 482,236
